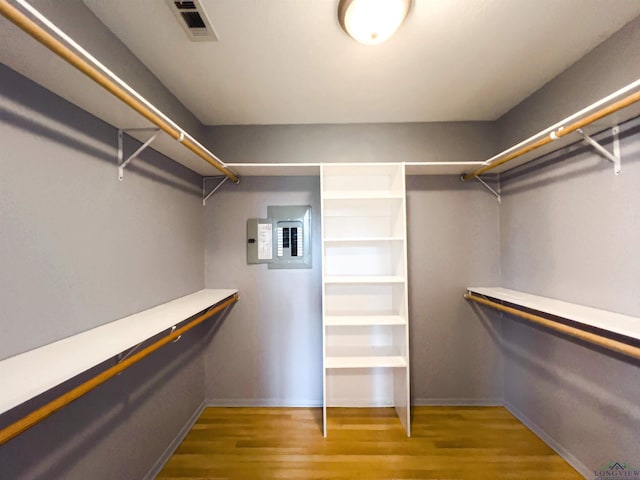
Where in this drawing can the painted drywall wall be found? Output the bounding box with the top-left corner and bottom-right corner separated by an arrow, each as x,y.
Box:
0,64 -> 204,358
407,176 -> 502,404
204,122 -> 497,164
203,176 -> 323,405
0,64 -> 206,479
498,100 -> 640,475
497,15 -> 640,151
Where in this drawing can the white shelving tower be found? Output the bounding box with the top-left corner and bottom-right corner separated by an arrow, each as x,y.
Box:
321,163 -> 410,437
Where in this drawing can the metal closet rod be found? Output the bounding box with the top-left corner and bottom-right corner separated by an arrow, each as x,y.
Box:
463,82 -> 640,181
464,293 -> 640,361
0,293 -> 239,446
0,0 -> 239,184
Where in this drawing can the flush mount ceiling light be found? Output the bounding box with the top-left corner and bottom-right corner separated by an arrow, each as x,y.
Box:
338,0 -> 413,45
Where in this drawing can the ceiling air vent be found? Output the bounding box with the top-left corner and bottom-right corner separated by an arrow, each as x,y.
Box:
167,0 -> 218,42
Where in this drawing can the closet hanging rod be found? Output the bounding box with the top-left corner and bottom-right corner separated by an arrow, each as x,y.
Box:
0,0 -> 239,184
0,293 -> 239,446
462,80 -> 640,181
464,293 -> 640,361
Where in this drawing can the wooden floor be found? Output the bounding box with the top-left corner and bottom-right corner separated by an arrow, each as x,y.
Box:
157,407 -> 583,479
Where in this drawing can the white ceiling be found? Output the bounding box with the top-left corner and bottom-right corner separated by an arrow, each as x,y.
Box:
82,0 -> 640,126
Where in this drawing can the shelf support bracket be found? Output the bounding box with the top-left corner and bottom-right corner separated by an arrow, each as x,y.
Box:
577,126 -> 621,175
117,341 -> 144,365
475,176 -> 501,204
203,176 -> 228,206
118,128 -> 161,181
117,322 -> 182,366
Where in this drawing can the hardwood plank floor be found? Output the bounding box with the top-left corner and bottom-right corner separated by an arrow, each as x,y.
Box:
157,407 -> 583,479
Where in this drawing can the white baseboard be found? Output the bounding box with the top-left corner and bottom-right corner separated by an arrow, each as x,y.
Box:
413,398 -> 503,406
206,398 -> 323,407
143,402 -> 206,480
504,402 -> 590,479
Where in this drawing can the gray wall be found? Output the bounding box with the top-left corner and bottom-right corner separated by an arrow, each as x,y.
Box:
407,176 -> 502,404
204,122 -> 497,164
0,63 -> 204,358
203,176 -> 323,405
496,16 -> 640,476
202,124 -> 503,406
0,64 -> 206,478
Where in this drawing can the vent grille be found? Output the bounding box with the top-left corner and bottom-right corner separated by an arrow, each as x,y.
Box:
174,1 -> 196,9
180,11 -> 206,29
167,0 -> 218,41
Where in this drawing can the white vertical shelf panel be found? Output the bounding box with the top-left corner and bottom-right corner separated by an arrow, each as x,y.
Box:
0,289 -> 237,415
321,162 -> 410,436
396,163 -> 411,435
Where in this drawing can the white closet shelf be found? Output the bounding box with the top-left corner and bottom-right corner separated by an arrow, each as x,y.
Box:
325,315 -> 406,326
323,237 -> 404,243
325,357 -> 407,369
322,192 -> 404,200
467,287 -> 640,341
0,289 -> 237,415
324,275 -> 405,284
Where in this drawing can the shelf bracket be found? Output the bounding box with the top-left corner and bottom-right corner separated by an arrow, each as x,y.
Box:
117,323 -> 181,366
203,176 -> 229,206
576,126 -> 621,175
118,128 -> 161,181
475,176 -> 501,204
117,341 -> 144,365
